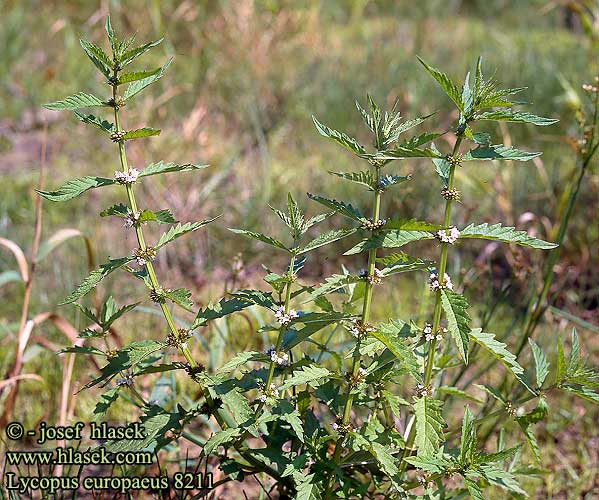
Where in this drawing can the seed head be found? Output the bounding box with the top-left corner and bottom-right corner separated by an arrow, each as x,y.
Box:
441,187 -> 461,201
110,130 -> 127,143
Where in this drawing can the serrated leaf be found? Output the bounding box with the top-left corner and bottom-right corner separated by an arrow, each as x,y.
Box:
381,218 -> 441,231
480,464 -> 528,496
437,386 -> 483,404
119,38 -> 164,67
73,112 -> 114,133
44,92 -> 107,110
474,109 -> 558,126
465,478 -> 485,500
82,340 -> 165,390
60,257 -> 131,305
562,385 -> 599,404
310,274 -> 360,299
418,57 -> 463,111
80,39 -> 113,78
123,127 -> 161,140
469,329 -> 535,394
37,176 -> 116,202
298,228 -> 357,255
330,170 -> 377,190
528,339 -> 550,388
440,290 -> 471,364
192,291 -> 275,329
462,144 -> 541,162
460,406 -> 476,465
105,410 -> 179,452
100,203 -> 130,217
459,223 -> 557,249
279,365 -> 330,391
163,288 -> 194,311
370,328 -> 419,378
93,387 -> 120,422
377,145 -> 443,160
312,115 -> 366,156
138,209 -> 177,224
123,58 -> 172,101
344,230 -> 434,255
155,219 -> 217,249
228,228 -> 290,252
138,161 -> 208,177
307,194 -> 364,221
414,396 -> 446,458
431,143 -> 450,186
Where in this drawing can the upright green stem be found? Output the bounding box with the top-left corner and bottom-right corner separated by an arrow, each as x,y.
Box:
327,166 -> 382,488
254,254 -> 296,416
400,132 -> 464,472
110,79 -> 196,369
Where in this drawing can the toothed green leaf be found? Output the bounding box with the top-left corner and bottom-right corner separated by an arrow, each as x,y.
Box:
414,396 -> 446,458
459,223 -> 557,249
529,339 -> 550,388
469,329 -> 535,394
139,161 -> 208,177
418,57 -> 463,111
80,39 -> 113,78
60,257 -> 132,305
462,144 -> 541,161
474,109 -> 558,126
344,230 -> 434,255
123,58 -> 172,101
44,92 -> 107,110
312,115 -> 366,156
440,289 -> 471,364
37,176 -> 116,202
228,229 -> 290,252
155,219 -> 217,249
74,112 -> 114,133
119,38 -> 164,67
123,127 -> 161,140
307,194 -> 364,222
298,228 -> 357,254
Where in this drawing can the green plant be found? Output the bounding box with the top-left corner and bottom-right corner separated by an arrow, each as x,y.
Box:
36,17 -> 599,500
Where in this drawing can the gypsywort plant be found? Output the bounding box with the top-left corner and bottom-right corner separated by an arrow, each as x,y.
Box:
40,17 -> 599,499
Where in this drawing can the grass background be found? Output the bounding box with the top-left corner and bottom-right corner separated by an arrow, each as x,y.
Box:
0,0 -> 598,498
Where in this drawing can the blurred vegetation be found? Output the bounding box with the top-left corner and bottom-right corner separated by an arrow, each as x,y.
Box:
0,1 -> 597,498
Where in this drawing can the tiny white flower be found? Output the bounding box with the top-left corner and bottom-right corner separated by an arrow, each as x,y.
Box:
180,342 -> 187,349
436,226 -> 460,244
114,168 -> 140,184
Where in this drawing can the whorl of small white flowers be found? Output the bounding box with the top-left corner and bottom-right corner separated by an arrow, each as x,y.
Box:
270,350 -> 290,367
124,210 -> 141,228
348,319 -> 374,339
114,167 -> 140,184
274,305 -> 299,325
436,226 -> 460,244
361,218 -> 386,231
582,83 -> 598,93
415,383 -> 433,398
259,383 -> 279,403
423,322 -> 434,341
133,247 -> 156,266
429,272 -> 453,291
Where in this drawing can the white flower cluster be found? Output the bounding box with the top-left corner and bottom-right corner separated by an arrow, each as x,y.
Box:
274,305 -> 298,325
360,267 -> 384,285
429,272 -> 453,291
436,226 -> 460,244
259,383 -> 279,403
424,326 -> 447,342
583,83 -> 598,93
124,210 -> 140,228
415,383 -> 433,398
264,345 -> 290,366
349,319 -> 374,339
114,167 -> 140,184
